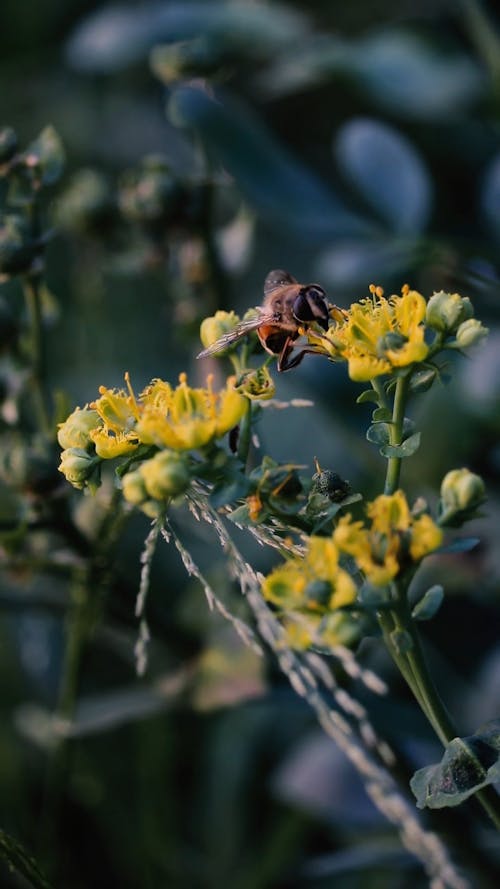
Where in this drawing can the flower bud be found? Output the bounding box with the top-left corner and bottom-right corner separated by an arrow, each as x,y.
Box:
122,468 -> 148,506
58,448 -> 100,490
199,310 -> 240,351
425,291 -> 473,333
440,467 -> 485,524
234,366 -> 275,401
57,408 -> 100,450
140,450 -> 190,500
453,318 -> 489,349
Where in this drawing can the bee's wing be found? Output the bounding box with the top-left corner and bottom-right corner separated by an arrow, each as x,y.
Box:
197,310 -> 274,359
264,269 -> 297,295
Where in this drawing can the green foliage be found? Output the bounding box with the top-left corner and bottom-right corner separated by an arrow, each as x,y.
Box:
411,721 -> 500,809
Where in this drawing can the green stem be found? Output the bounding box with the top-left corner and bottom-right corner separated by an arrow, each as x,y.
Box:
384,374 -> 409,495
380,592 -> 500,831
237,398 -> 252,466
23,274 -> 52,439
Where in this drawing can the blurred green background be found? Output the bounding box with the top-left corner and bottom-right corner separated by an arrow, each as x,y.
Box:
1,1 -> 500,886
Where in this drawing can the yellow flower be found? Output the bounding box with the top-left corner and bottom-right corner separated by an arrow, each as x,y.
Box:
262,535 -> 357,612
409,514 -> 443,560
333,514 -> 400,586
366,490 -> 411,534
334,490 -> 443,586
307,285 -> 429,381
135,373 -> 246,450
89,427 -> 138,459
91,380 -> 140,434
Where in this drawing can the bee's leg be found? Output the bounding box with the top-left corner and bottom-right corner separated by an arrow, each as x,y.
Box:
278,343 -> 322,371
276,337 -> 297,371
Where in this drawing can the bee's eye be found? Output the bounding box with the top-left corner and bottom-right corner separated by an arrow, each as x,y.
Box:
293,286 -> 329,330
305,286 -> 325,303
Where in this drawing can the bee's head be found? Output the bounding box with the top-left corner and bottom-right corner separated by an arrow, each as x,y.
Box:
293,285 -> 329,330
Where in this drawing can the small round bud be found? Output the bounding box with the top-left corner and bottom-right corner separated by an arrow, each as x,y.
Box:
454,318 -> 489,349
58,448 -> 100,490
425,291 -> 473,333
57,408 -> 100,450
0,127 -> 19,164
121,468 -> 148,506
140,451 -> 190,500
440,467 -> 486,525
199,311 -> 240,351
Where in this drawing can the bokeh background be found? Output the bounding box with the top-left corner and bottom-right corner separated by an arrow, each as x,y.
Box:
1,1 -> 500,886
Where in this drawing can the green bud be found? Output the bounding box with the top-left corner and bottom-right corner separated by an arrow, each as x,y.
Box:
121,468 -> 148,506
453,318 -> 489,349
140,450 -> 190,500
234,365 -> 275,401
0,127 -> 19,164
425,291 -> 473,333
199,310 -> 240,351
57,408 -> 100,450
440,467 -> 486,524
0,214 -> 42,276
58,448 -> 100,490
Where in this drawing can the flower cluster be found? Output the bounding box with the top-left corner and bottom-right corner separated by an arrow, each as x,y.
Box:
305,285 -> 487,382
57,372 -> 247,511
262,490 -> 443,650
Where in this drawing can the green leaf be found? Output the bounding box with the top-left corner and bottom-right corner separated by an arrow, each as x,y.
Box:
411,585 -> 444,621
356,389 -> 382,405
335,117 -> 432,234
409,367 -> 437,394
167,84 -> 373,241
209,473 -> 251,508
372,406 -> 392,422
24,126 -> 65,185
379,431 -> 421,458
366,422 -> 391,445
411,720 -> 500,810
66,2 -> 308,73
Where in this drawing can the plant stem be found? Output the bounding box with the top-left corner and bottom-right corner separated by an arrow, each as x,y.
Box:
23,274 -> 52,439
378,372 -> 500,829
379,593 -> 500,830
384,374 -> 409,494
237,398 -> 252,466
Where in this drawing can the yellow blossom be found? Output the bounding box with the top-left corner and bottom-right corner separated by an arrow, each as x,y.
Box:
135,373 -> 246,450
366,490 -> 411,534
409,514 -> 443,560
89,427 -> 138,459
262,535 -> 357,612
91,382 -> 140,434
333,490 -> 443,586
306,285 -> 430,381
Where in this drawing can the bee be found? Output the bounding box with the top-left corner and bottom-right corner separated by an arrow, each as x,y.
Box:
197,269 -> 341,372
